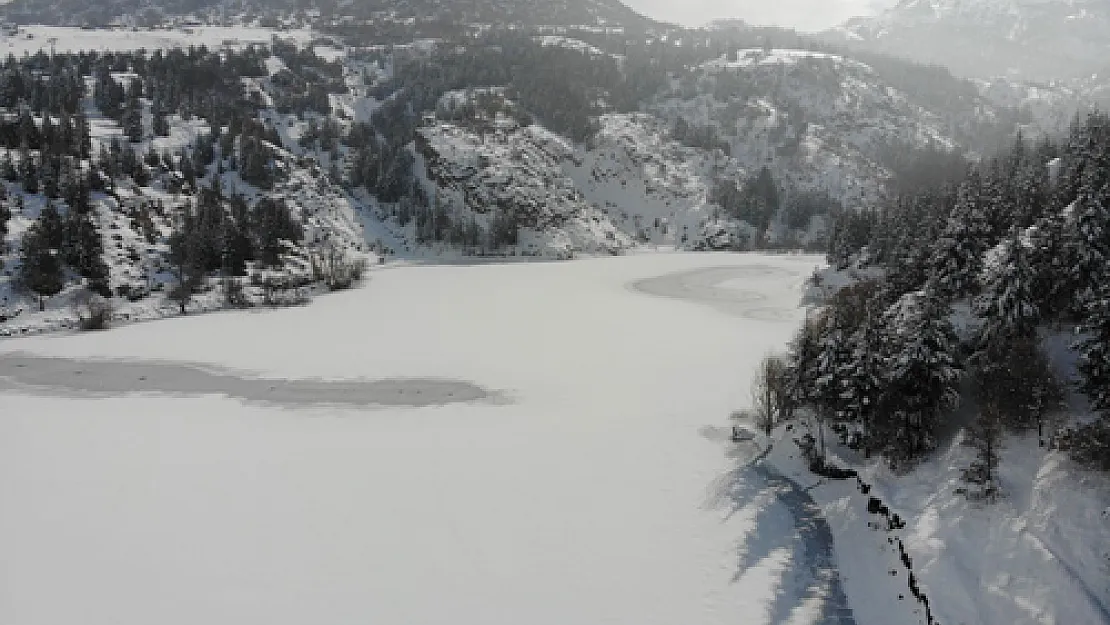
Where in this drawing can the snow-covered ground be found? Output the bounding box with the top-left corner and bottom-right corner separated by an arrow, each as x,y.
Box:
1,252 -> 839,625
748,411 -> 1110,625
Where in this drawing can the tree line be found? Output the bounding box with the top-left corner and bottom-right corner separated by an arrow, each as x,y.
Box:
758,114 -> 1110,492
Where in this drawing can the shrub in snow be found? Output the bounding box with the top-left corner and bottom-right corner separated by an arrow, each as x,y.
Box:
73,291 -> 114,331
311,244 -> 367,291
221,277 -> 252,309
116,283 -> 150,302
260,274 -> 311,307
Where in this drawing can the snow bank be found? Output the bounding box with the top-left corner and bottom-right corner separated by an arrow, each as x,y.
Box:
760,417 -> 1110,625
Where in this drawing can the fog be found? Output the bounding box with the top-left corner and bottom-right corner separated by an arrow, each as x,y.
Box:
623,0 -> 898,31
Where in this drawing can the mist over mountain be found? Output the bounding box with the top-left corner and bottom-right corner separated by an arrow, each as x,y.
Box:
825,0 -> 1110,81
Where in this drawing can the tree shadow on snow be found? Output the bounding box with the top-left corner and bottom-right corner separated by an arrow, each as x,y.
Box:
706,440 -> 857,625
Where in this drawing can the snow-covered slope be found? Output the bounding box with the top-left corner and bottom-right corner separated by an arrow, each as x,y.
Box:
412,111 -> 633,258
827,0 -> 1110,80
755,418 -> 1110,625
652,48 -> 976,207
567,113 -> 746,248
409,106 -> 767,255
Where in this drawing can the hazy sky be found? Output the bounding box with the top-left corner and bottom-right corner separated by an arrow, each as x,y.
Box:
622,0 -> 897,31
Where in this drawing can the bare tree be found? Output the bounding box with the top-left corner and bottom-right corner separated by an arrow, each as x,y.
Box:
312,242 -> 368,291
752,354 -> 789,436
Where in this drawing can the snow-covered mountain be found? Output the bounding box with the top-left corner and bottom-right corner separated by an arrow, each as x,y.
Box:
826,0 -> 1110,80
411,103 -> 633,258
0,0 -> 654,28
651,48 -> 1008,204
384,44 -> 1016,257
0,17 -> 1033,333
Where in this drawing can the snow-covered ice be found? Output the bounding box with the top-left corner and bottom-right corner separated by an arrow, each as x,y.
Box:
0,252 -> 848,625
0,354 -> 495,408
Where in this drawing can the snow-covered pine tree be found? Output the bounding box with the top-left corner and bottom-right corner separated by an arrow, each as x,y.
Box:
812,311 -> 854,463
874,291 -> 962,466
17,223 -> 65,311
841,310 -> 886,456
1062,181 -> 1110,312
928,175 -> 991,300
976,335 -> 1063,435
1059,279 -> 1110,471
975,227 -> 1039,346
1028,210 -> 1072,319
785,312 -> 824,415
1075,282 -> 1110,416
961,401 -> 1003,500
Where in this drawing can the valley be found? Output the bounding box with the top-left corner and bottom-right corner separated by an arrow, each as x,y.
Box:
0,2 -> 1108,625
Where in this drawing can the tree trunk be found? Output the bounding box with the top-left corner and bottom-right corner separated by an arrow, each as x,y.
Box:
818,411 -> 826,465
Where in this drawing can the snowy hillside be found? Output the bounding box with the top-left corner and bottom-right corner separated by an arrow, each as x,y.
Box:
652,48 -> 977,206
0,25 -> 315,56
0,37 -> 377,336
568,113 -> 747,248
0,22 -> 1033,334
412,106 -> 632,258
753,419 -> 1110,625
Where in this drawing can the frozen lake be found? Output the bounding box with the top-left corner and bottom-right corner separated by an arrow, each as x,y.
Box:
0,252 -> 835,625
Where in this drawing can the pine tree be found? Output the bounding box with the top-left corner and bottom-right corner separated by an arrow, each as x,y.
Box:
18,225 -> 66,310
1062,181 -> 1110,312
19,147 -> 37,194
0,196 -> 10,249
812,311 -> 850,463
928,178 -> 991,300
152,106 -> 170,138
962,402 -> 1003,499
875,291 -> 962,466
252,197 -> 301,267
976,228 -> 1040,346
63,212 -> 110,296
122,102 -> 143,143
1076,282 -> 1110,416
222,195 -> 254,276
1028,211 -> 1072,318
842,311 -> 886,456
972,335 -> 1062,438
0,151 -> 16,181
167,207 -> 204,314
